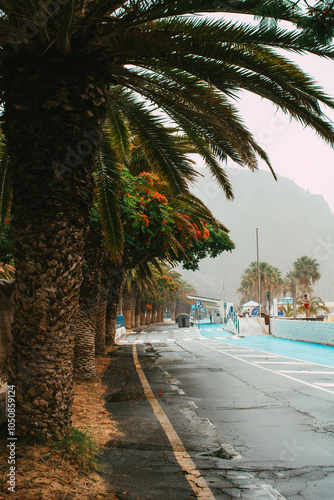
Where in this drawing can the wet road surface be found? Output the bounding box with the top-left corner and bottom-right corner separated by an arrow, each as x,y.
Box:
99,323 -> 334,499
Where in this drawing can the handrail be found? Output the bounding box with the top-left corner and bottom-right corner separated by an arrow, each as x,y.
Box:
227,306 -> 240,334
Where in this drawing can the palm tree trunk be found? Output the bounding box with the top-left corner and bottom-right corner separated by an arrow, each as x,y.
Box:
151,304 -> 157,324
74,223 -> 104,380
74,304 -> 97,381
95,294 -> 107,356
123,285 -> 135,330
170,300 -> 177,321
145,308 -> 152,325
4,61 -> 107,435
135,293 -> 141,327
106,272 -> 124,345
140,300 -> 146,326
157,303 -> 164,323
131,293 -> 136,328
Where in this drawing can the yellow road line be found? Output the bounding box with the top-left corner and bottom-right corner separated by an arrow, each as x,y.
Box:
132,342 -> 215,499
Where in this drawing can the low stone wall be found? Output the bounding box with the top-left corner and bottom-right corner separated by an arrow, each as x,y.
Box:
271,318 -> 334,346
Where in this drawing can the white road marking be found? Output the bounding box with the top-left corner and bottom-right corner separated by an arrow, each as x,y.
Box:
184,336 -> 334,395
254,361 -> 312,365
134,340 -> 144,343
261,483 -> 287,499
236,354 -> 280,358
278,370 -> 334,374
315,383 -> 334,387
221,444 -> 243,460
201,418 -> 215,428
169,384 -> 185,394
211,349 -> 252,352
150,339 -> 161,342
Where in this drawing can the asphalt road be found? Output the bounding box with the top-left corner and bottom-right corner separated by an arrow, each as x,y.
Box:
99,323 -> 334,499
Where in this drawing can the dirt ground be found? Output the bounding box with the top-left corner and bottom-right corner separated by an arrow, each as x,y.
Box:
0,353 -> 121,499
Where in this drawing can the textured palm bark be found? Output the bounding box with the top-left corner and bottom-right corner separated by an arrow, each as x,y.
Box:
0,280 -> 15,372
169,300 -> 177,321
145,309 -> 152,325
151,304 -> 157,324
74,224 -> 104,381
122,286 -> 135,330
135,293 -> 141,327
73,305 -> 96,381
4,51 -> 107,435
95,295 -> 107,356
131,299 -> 136,328
157,303 -> 165,323
106,272 -> 124,345
106,310 -> 117,345
140,310 -> 146,326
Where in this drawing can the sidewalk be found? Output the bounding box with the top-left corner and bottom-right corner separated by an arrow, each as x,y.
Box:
97,342 -> 199,499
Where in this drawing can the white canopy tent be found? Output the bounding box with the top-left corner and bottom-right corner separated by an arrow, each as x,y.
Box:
241,300 -> 259,308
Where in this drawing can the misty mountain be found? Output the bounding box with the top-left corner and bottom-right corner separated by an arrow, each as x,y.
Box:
178,167 -> 334,304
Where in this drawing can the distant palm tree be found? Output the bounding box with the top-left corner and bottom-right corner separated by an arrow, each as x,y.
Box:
292,256 -> 321,293
282,271 -> 295,297
2,2 -> 334,436
238,261 -> 282,312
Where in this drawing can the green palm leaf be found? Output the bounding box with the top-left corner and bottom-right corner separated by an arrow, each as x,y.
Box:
108,87 -> 198,193
95,127 -> 124,264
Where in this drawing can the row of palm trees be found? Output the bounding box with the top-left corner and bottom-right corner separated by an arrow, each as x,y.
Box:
2,1 -> 334,436
238,256 -> 322,309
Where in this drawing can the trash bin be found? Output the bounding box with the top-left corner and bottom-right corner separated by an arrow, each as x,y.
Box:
176,313 -> 190,328
264,314 -> 269,325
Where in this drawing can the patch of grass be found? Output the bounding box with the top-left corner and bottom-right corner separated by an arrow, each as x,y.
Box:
107,389 -> 144,402
51,428 -> 98,472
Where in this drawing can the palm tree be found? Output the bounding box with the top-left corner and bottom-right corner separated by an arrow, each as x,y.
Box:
292,256 -> 321,293
2,3 -> 334,436
238,261 -> 282,311
282,271 -> 295,297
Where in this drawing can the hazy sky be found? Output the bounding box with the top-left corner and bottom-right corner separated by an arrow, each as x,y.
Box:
237,54 -> 334,214
204,13 -> 334,214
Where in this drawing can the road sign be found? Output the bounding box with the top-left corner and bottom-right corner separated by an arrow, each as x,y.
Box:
195,301 -> 202,308
191,304 -> 196,310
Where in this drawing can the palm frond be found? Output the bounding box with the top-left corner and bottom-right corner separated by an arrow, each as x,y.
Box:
107,87 -> 198,193
115,67 -> 274,185
107,0 -> 302,30
107,99 -> 131,165
95,126 -> 124,265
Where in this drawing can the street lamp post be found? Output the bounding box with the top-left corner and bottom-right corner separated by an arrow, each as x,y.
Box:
256,228 -> 261,317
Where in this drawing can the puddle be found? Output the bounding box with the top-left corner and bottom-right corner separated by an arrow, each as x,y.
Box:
201,447 -> 235,460
107,389 -> 144,402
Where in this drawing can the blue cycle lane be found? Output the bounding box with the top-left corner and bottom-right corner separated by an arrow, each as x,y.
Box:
198,323 -> 334,367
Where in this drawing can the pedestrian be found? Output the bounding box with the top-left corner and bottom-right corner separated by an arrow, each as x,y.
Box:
303,294 -> 311,318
